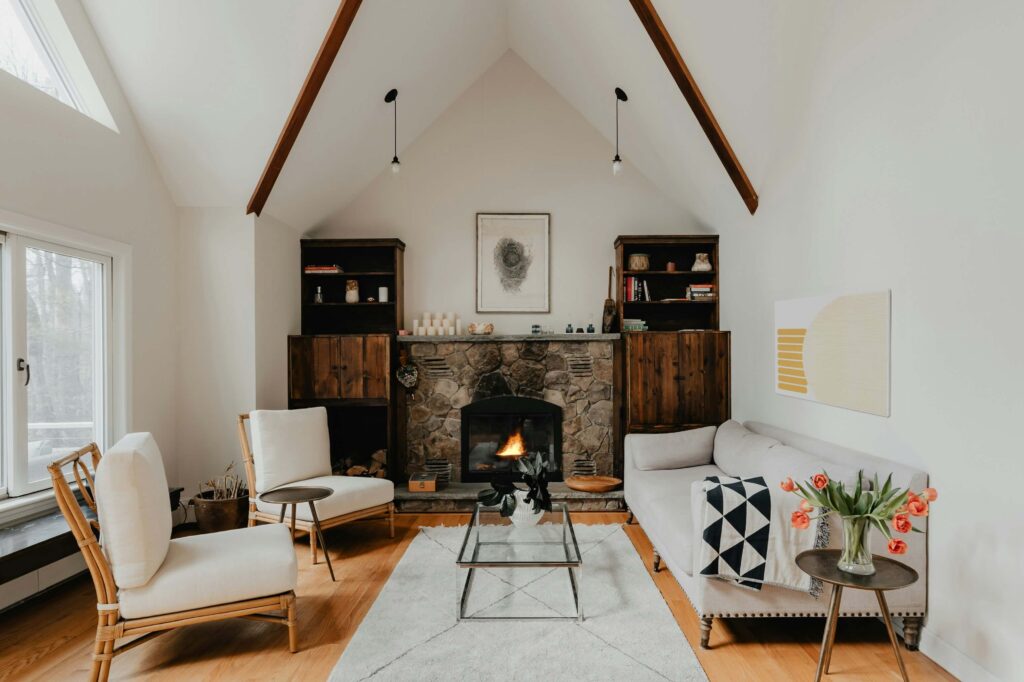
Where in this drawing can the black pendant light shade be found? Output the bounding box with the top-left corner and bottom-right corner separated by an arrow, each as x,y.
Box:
385,88 -> 400,173
613,87 -> 628,176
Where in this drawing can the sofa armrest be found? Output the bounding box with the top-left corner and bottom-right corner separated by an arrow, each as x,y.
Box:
625,426 -> 717,471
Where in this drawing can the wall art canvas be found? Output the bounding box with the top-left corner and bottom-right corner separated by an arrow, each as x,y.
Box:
476,213 -> 550,313
774,290 -> 891,416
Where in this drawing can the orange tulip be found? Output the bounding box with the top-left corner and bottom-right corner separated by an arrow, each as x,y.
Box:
892,513 -> 912,534
907,498 -> 929,517
921,488 -> 938,502
800,499 -> 814,513
780,477 -> 796,492
888,538 -> 908,554
811,473 -> 829,490
791,510 -> 810,530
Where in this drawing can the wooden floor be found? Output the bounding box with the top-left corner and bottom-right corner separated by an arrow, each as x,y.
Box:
0,513 -> 954,681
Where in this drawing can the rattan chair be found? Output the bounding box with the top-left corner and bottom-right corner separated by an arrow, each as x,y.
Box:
49,441 -> 298,682
238,410 -> 395,565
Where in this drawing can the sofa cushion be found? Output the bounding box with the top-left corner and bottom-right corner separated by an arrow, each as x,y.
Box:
629,426 -> 717,471
254,475 -> 394,522
713,420 -> 781,478
95,433 -> 172,589
759,445 -> 862,490
626,464 -> 724,577
118,523 -> 297,619
250,407 -> 331,493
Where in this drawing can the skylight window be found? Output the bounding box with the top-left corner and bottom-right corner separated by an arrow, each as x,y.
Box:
0,0 -> 116,130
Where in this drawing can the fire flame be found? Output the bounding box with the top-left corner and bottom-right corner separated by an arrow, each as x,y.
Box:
496,428 -> 527,458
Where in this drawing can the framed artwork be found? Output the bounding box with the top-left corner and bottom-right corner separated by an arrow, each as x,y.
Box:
476,213 -> 550,313
774,290 -> 891,416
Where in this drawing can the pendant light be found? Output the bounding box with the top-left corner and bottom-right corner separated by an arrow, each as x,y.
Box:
385,88 -> 400,173
613,87 -> 628,176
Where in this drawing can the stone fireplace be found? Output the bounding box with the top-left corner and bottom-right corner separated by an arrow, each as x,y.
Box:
399,335 -> 620,481
461,395 -> 563,482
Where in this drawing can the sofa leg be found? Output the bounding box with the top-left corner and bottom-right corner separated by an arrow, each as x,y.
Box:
652,549 -> 662,573
700,616 -> 713,649
902,616 -> 922,651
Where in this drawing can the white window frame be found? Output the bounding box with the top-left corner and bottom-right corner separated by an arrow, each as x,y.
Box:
0,208 -> 131,502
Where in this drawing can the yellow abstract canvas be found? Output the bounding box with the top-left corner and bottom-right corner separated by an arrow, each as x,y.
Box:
774,291 -> 891,416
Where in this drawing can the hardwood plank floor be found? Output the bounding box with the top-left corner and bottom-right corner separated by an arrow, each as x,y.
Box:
0,513 -> 954,681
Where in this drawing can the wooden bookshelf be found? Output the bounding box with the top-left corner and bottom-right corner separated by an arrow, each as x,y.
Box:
614,235 -> 719,331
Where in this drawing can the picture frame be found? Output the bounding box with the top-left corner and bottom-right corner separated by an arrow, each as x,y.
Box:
476,213 -> 550,313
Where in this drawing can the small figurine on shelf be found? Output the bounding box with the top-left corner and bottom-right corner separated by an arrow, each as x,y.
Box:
314,286 -> 323,304
565,323 -> 574,334
692,253 -> 712,272
345,279 -> 359,303
586,323 -> 595,334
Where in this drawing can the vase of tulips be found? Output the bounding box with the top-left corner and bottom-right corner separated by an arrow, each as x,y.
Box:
780,471 -> 936,576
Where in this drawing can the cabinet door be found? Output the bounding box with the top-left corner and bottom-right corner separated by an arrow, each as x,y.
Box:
626,332 -> 681,430
336,336 -> 366,398
362,335 -> 390,399
678,331 -> 731,425
288,336 -> 314,399
313,336 -> 341,398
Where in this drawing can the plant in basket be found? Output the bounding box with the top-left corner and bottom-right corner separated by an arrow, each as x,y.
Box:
780,470 -> 937,575
477,452 -> 553,527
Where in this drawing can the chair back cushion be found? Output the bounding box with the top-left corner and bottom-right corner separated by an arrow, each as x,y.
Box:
94,433 -> 172,589
249,407 -> 331,493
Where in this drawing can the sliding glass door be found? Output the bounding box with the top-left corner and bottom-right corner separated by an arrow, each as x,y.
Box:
4,235 -> 111,495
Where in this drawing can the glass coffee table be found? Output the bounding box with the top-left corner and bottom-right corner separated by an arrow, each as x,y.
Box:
456,503 -> 582,622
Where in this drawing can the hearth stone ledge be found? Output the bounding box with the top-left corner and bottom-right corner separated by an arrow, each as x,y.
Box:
395,482 -> 625,513
398,333 -> 620,343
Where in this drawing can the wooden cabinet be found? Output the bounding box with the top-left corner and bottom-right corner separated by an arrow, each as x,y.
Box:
624,331 -> 730,432
289,334 -> 390,402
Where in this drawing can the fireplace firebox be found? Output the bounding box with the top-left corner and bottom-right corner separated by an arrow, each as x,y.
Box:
460,396 -> 562,483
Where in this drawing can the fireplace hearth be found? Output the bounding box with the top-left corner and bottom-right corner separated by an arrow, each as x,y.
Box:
461,396 -> 562,483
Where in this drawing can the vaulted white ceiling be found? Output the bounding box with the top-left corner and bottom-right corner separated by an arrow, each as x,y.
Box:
82,0 -> 823,229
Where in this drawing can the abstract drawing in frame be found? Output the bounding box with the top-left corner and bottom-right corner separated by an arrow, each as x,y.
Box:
476,213 -> 550,313
775,290 -> 891,416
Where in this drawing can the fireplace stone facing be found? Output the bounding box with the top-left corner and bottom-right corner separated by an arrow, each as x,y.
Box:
399,335 -> 620,481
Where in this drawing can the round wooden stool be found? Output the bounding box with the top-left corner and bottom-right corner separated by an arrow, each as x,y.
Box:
796,549 -> 918,682
260,486 -> 336,582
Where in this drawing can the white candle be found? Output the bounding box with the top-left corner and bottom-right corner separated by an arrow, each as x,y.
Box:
413,319 -> 420,331
423,312 -> 432,322
378,287 -> 389,303
448,326 -> 455,336
442,317 -> 450,328
456,319 -> 462,335
446,312 -> 455,323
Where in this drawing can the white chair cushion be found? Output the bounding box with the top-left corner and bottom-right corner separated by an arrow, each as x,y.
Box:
629,426 -> 717,470
118,523 -> 297,619
255,475 -> 394,523
95,433 -> 172,589
250,407 -> 331,493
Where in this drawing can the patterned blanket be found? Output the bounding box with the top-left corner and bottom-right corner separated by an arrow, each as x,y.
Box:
697,475 -> 827,595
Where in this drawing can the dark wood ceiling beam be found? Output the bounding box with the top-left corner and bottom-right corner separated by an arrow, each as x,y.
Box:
628,0 -> 759,214
246,0 -> 363,216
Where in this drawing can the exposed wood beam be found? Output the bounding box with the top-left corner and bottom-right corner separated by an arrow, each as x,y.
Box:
628,0 -> 759,214
246,0 -> 363,216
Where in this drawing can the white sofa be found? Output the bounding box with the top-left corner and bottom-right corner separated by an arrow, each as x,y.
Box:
624,420 -> 927,650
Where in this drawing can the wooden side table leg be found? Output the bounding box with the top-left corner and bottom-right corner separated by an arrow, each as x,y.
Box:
815,584 -> 843,682
278,505 -> 286,524
875,590 -> 909,682
290,504 -> 297,540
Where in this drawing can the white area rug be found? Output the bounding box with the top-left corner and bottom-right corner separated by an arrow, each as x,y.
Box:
330,525 -> 707,681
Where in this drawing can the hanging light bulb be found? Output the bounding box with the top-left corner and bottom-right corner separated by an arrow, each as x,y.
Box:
385,88 -> 400,174
613,87 -> 628,176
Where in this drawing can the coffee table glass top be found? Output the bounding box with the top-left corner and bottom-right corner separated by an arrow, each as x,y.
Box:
457,503 -> 581,566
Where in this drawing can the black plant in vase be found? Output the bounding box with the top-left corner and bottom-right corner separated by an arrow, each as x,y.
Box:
477,451 -> 554,517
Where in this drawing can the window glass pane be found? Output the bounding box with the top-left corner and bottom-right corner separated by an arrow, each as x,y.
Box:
0,0 -> 76,108
25,246 -> 103,483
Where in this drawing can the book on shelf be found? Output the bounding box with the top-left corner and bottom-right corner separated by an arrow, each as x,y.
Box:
304,265 -> 343,274
624,276 -> 651,302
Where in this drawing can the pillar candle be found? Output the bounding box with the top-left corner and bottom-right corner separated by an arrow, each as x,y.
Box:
456,319 -> 462,335
413,319 -> 420,331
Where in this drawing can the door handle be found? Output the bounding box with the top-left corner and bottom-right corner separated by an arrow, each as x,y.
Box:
17,358 -> 30,386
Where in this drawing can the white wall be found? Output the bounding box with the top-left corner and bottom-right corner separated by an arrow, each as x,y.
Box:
176,208 -> 255,489
254,214 -> 301,410
0,1 -> 179,481
316,52 -> 699,332
719,3 -> 1024,680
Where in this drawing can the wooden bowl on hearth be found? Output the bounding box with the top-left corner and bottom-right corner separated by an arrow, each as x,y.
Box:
565,476 -> 622,493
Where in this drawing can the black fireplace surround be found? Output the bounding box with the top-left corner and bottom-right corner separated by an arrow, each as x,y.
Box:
460,396 -> 563,483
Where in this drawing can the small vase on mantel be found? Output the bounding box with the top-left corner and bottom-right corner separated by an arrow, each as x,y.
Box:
838,516 -> 875,575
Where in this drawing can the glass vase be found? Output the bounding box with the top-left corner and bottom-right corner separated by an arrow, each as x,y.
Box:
838,516 -> 875,575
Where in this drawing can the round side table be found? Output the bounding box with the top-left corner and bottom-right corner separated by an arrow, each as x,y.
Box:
796,549 -> 918,682
260,486 -> 336,582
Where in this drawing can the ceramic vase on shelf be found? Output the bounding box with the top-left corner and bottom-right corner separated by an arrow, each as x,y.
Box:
510,490 -> 543,528
837,516 -> 875,575
345,280 -> 359,303
691,253 -> 712,271
628,253 -> 650,271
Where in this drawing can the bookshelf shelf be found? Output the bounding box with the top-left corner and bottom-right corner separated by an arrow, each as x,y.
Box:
302,271 -> 396,276
614,235 -> 720,331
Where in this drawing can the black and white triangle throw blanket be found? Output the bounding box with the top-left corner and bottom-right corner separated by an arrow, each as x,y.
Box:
697,475 -> 828,597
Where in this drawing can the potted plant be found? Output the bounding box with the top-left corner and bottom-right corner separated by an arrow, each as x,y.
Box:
477,452 -> 553,527
780,470 -> 937,575
191,462 -> 249,534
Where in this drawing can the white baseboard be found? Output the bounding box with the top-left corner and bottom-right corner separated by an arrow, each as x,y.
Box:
919,628 -> 1000,682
